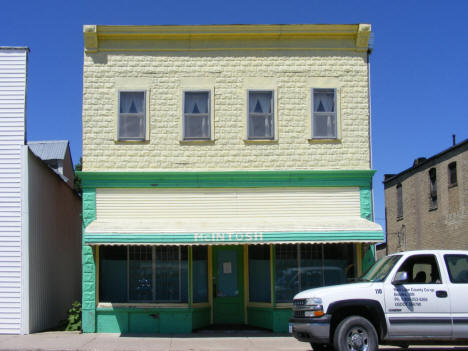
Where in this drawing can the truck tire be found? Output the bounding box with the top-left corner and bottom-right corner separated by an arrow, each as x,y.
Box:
333,316 -> 378,351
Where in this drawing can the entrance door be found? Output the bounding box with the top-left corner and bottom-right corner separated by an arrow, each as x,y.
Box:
212,246 -> 244,325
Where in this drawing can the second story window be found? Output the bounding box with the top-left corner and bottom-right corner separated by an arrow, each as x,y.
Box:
183,91 -> 211,140
429,168 -> 437,210
118,91 -> 146,141
247,90 -> 274,140
312,88 -> 337,139
448,162 -> 458,187
396,183 -> 403,219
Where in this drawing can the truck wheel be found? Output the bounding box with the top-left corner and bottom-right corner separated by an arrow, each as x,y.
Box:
333,316 -> 378,351
310,344 -> 333,351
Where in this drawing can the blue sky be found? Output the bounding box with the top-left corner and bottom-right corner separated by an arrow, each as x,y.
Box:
1,0 -> 467,232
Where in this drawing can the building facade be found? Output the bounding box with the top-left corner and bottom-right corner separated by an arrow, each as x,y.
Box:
80,24 -> 383,334
0,47 -> 81,334
383,139 -> 468,255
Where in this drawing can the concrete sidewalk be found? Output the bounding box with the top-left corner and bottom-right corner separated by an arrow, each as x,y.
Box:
0,332 -> 467,351
0,332 -> 303,351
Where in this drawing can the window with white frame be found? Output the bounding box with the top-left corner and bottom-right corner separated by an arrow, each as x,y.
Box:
118,91 -> 146,141
312,88 -> 337,139
183,91 -> 211,140
247,90 -> 274,140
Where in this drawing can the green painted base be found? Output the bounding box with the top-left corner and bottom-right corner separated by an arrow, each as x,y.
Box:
246,307 -> 292,333
85,306 -> 291,334
272,308 -> 293,333
90,307 -> 210,334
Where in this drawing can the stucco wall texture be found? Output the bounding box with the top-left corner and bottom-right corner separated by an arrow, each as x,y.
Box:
82,51 -> 371,171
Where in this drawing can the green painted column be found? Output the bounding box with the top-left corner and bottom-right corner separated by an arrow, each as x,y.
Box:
360,186 -> 376,270
82,188 -> 97,333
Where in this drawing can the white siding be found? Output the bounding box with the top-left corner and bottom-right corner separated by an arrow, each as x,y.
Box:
0,49 -> 27,334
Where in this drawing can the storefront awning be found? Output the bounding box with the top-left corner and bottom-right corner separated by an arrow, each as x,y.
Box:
84,216 -> 384,245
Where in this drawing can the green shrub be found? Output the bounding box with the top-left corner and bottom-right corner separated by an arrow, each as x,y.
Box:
65,301 -> 82,331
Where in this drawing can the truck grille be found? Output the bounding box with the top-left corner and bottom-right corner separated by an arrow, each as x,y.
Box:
294,310 -> 306,318
293,299 -> 306,307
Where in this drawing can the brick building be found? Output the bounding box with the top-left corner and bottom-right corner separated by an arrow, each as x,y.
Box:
383,138 -> 468,255
79,24 -> 383,334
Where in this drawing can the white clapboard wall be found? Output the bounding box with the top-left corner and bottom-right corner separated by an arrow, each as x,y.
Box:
0,48 -> 27,334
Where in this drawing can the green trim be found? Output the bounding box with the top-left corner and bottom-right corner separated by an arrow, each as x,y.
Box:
78,170 -> 376,188
84,231 -> 384,244
82,188 -> 96,228
360,186 -> 373,220
247,306 -> 273,330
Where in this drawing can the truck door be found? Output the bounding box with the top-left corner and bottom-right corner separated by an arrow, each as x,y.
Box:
444,253 -> 468,338
383,254 -> 451,337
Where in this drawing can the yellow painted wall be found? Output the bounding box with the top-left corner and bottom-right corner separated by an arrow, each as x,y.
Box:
82,26 -> 371,171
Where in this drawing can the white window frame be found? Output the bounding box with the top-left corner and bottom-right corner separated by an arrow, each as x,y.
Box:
311,88 -> 338,139
182,90 -> 211,141
117,90 -> 148,142
247,90 -> 275,140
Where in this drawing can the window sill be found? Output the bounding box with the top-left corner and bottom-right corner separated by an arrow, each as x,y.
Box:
429,206 -> 438,212
97,302 -> 190,309
396,216 -> 403,222
247,302 -> 273,308
243,139 -> 278,145
114,139 -> 150,144
449,183 -> 458,189
275,303 -> 293,308
179,139 -> 215,145
308,138 -> 341,144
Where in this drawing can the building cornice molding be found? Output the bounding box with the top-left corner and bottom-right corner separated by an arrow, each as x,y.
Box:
78,169 -> 376,188
83,23 -> 372,53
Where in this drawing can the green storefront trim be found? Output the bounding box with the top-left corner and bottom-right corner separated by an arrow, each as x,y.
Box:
84,231 -> 384,244
78,170 -> 376,189
80,170 -> 380,333
95,306 -> 210,334
246,306 -> 293,333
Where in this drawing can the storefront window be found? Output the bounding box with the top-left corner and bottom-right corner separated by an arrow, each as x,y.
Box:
275,244 -> 354,303
99,245 -> 188,303
275,245 -> 299,303
248,245 -> 271,303
155,246 -> 188,302
323,244 -> 354,284
99,246 -> 127,302
300,245 -> 323,291
129,246 -> 153,301
192,246 -> 208,303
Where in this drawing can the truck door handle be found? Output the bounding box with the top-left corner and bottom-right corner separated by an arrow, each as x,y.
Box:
436,290 -> 448,298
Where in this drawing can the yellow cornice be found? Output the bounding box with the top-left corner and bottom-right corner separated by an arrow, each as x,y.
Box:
83,23 -> 372,53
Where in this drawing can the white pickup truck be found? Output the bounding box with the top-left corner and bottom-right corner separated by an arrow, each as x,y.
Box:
290,250 -> 468,351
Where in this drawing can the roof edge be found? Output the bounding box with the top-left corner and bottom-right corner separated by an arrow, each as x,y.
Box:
83,23 -> 371,53
383,138 -> 468,184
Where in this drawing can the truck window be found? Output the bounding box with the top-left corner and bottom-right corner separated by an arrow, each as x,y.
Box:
396,254 -> 441,284
360,255 -> 402,282
444,254 -> 468,284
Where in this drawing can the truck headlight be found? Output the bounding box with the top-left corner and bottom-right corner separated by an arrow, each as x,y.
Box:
305,297 -> 322,305
304,297 -> 324,317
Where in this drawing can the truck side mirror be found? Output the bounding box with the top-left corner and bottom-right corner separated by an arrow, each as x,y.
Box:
392,271 -> 408,285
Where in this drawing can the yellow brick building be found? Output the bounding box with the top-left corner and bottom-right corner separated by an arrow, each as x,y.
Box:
79,24 -> 383,334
